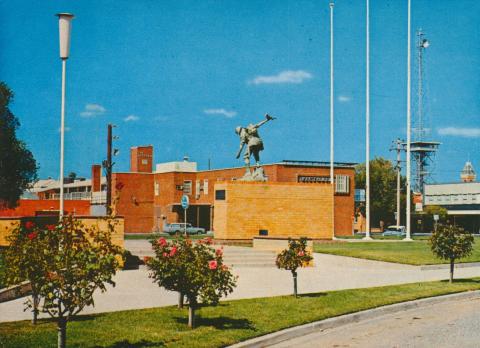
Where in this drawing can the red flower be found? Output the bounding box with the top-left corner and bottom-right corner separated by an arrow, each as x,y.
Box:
115,182 -> 125,190
169,246 -> 177,257
298,251 -> 305,257
215,249 -> 223,257
162,252 -> 168,257
143,256 -> 152,263
25,221 -> 35,230
205,237 -> 213,245
158,238 -> 167,247
27,232 -> 37,240
46,224 -> 56,231
209,260 -> 218,270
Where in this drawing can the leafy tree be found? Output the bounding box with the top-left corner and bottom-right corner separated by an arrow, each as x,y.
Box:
6,216 -> 124,348
355,157 -> 407,228
430,224 -> 474,283
4,220 -> 53,324
276,238 -> 313,297
0,82 -> 37,208
146,237 -> 237,328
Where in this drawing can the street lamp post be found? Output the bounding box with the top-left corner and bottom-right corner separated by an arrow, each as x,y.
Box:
56,13 -> 74,220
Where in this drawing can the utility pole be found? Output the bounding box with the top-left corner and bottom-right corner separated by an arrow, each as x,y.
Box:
329,2 -> 335,239
390,139 -> 404,227
106,124 -> 112,215
103,124 -> 118,215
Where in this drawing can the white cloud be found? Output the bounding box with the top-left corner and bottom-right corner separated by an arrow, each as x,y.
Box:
80,103 -> 106,118
438,127 -> 480,138
124,114 -> 139,122
203,108 -> 237,118
249,70 -> 313,85
338,95 -> 351,102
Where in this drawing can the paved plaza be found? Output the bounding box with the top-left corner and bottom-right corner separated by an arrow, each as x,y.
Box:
2,241 -> 480,323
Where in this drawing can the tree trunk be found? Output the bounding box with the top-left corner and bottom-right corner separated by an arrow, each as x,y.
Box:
450,258 -> 455,284
188,297 -> 196,328
57,317 -> 67,348
292,271 -> 298,298
178,292 -> 184,309
32,292 -> 39,325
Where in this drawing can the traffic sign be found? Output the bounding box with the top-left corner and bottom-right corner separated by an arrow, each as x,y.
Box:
181,195 -> 189,210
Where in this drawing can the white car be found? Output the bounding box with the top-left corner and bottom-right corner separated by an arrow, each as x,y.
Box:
163,223 -> 206,235
382,225 -> 406,236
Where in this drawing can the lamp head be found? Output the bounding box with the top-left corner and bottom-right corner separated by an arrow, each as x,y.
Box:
56,13 -> 74,59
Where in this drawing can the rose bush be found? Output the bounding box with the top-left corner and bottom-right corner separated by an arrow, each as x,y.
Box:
276,238 -> 313,297
146,237 -> 237,328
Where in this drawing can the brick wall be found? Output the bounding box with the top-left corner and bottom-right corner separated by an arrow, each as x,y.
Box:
0,199 -> 90,217
113,173 -> 154,233
213,181 -> 334,240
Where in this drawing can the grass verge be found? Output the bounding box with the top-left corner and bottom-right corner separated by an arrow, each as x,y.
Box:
1,279 -> 480,347
314,238 -> 480,265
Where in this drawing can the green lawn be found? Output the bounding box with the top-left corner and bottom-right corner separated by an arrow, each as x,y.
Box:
314,239 -> 480,265
1,279 -> 480,347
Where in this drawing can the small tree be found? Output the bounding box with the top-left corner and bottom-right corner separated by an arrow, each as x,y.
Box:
430,224 -> 474,283
5,216 -> 124,348
146,237 -> 237,328
4,220 -> 52,324
276,238 -> 313,297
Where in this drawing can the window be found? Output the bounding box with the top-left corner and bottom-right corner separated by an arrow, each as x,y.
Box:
154,182 -> 159,196
195,180 -> 200,197
203,179 -> 209,195
215,190 -> 226,200
183,180 -> 192,194
335,175 -> 349,194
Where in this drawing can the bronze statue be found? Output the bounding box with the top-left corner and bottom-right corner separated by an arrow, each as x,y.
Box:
235,114 -> 276,169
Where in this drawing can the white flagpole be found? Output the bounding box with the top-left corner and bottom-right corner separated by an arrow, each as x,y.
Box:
330,2 -> 335,239
364,0 -> 372,240
405,0 -> 413,241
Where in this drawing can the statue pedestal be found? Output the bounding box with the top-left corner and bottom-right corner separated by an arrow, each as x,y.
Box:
239,166 -> 267,182
213,181 -> 334,240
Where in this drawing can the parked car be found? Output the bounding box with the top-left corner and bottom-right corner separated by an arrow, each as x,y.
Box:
163,223 -> 206,235
382,225 -> 406,236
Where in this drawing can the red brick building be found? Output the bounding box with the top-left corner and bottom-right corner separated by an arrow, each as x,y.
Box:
112,146 -> 356,237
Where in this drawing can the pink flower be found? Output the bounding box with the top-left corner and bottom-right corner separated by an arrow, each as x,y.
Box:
169,246 -> 177,257
162,252 -> 168,257
215,249 -> 223,257
157,238 -> 167,247
25,221 -> 35,230
205,237 -> 213,245
209,260 -> 218,270
298,251 -> 305,257
221,264 -> 229,271
27,232 -> 37,240
46,224 -> 56,231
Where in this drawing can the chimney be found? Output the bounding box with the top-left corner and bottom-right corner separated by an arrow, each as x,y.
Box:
91,164 -> 101,192
130,145 -> 153,173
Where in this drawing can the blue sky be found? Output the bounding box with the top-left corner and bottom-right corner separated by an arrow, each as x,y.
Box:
1,0 -> 479,183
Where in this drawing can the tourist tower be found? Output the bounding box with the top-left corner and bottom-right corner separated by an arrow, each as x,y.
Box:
461,161 -> 476,183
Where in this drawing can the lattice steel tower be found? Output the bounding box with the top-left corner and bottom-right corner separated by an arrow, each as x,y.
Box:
408,29 -> 440,195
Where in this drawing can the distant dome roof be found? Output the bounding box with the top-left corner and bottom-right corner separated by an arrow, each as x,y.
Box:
461,161 -> 476,182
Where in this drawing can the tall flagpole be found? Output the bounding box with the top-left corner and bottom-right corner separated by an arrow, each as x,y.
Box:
405,0 -> 413,241
329,2 -> 335,239
364,0 -> 372,240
